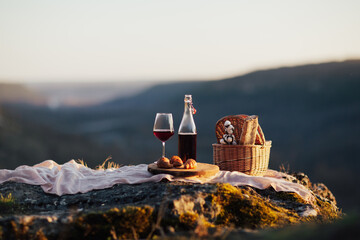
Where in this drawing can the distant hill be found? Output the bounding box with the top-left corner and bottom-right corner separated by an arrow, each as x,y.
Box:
0,106 -> 121,169
0,83 -> 46,105
25,81 -> 157,107
2,60 -> 360,210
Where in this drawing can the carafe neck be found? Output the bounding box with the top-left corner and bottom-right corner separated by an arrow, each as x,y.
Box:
178,95 -> 196,134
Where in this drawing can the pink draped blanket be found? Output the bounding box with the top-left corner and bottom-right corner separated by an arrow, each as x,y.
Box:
0,160 -> 314,202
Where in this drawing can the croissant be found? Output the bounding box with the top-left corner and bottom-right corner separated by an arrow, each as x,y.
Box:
184,159 -> 197,169
157,157 -> 173,169
171,156 -> 183,168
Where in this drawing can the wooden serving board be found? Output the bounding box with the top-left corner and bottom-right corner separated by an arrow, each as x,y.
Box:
148,163 -> 219,178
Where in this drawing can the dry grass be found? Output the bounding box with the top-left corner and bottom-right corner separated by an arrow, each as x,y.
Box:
76,159 -> 88,168
279,163 -> 291,174
76,156 -> 122,170
95,156 -> 122,170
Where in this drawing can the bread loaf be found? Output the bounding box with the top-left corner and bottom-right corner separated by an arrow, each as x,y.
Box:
239,115 -> 258,145
256,125 -> 266,145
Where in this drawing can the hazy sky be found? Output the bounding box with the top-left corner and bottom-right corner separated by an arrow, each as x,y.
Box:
0,0 -> 359,83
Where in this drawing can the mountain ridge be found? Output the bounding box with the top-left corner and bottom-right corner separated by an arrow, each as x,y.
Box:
0,83 -> 46,105
101,59 -> 360,107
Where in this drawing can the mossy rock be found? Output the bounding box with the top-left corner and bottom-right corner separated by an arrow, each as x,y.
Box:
73,205 -> 154,239
211,184 -> 300,228
178,212 -> 199,229
0,180 -> 341,239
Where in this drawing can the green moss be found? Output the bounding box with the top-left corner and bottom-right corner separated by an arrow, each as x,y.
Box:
212,183 -> 300,229
0,193 -> 21,215
7,222 -> 48,240
179,212 -> 199,229
275,192 -> 307,204
74,205 -> 154,239
315,197 -> 340,222
34,229 -> 48,240
7,220 -> 32,240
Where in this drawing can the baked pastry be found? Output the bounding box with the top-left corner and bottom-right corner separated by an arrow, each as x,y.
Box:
184,159 -> 197,169
157,157 -> 173,169
170,156 -> 183,168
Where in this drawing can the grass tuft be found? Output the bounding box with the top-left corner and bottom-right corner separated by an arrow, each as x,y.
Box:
95,156 -> 122,170
279,163 -> 291,174
0,193 -> 14,203
0,193 -> 21,215
76,159 -> 88,168
76,156 -> 122,170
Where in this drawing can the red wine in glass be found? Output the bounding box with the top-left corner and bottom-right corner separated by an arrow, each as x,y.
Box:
153,113 -> 174,157
154,130 -> 174,142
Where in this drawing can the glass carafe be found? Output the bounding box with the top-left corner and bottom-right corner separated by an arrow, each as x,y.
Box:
178,95 -> 197,161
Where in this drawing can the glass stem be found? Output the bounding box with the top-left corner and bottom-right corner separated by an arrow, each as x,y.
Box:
162,142 -> 165,157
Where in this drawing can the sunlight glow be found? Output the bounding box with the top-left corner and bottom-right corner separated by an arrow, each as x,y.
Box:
0,0 -> 359,82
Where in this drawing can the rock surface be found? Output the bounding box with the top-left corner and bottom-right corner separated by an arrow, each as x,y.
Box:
0,173 -> 340,239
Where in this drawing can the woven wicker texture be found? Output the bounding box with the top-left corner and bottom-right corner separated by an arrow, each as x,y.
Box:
213,115 -> 271,176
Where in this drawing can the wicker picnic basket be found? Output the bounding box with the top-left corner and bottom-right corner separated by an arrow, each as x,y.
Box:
213,115 -> 271,176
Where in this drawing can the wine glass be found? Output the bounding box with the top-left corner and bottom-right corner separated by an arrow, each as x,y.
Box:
153,113 -> 174,158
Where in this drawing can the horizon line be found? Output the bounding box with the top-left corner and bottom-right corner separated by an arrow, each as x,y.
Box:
1,58 -> 359,85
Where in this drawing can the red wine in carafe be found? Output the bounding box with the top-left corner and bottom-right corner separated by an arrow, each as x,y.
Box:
178,134 -> 197,161
178,95 -> 197,161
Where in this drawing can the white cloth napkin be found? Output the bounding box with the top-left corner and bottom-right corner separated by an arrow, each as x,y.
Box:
0,160 -> 313,202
